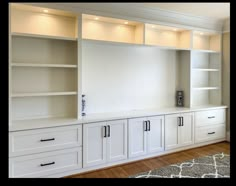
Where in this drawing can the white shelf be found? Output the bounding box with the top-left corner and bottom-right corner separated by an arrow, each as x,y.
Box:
11,63 -> 77,68
11,32 -> 77,41
193,87 -> 220,90
192,49 -> 220,53
192,68 -> 219,71
12,92 -> 77,97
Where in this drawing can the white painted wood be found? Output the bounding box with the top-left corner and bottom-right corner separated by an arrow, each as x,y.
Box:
106,120 -> 127,163
11,32 -> 77,41
165,112 -> 194,150
9,4 -> 12,127
12,36 -> 77,65
12,63 -> 77,68
226,131 -> 230,142
82,41 -> 178,114
9,125 -> 82,157
83,122 -> 107,168
9,147 -> 82,178
195,109 -> 225,126
179,112 -> 194,146
147,116 -> 164,153
128,117 -> 147,158
165,114 -> 179,150
11,8 -> 77,38
12,92 -> 77,97
12,95 -> 77,120
195,124 -> 225,143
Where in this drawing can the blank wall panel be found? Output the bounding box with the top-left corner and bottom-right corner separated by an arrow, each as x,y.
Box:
82,41 -> 178,114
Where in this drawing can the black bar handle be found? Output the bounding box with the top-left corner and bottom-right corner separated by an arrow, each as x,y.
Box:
208,116 -> 215,119
40,162 -> 55,167
40,138 -> 55,142
178,117 -> 181,126
208,132 -> 215,135
104,126 -> 107,138
107,125 -> 110,137
144,121 -> 147,131
181,117 -> 184,126
148,120 -> 151,131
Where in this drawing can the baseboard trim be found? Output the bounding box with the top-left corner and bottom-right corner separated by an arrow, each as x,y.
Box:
227,131 -> 230,142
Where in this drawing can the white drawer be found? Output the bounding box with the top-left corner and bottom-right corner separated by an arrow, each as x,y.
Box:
9,125 -> 82,157
9,147 -> 82,178
195,124 -> 226,143
195,109 -> 225,126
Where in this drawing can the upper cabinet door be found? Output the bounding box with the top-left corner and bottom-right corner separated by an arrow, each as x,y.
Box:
147,116 -> 164,154
165,114 -> 180,150
83,122 -> 107,168
106,120 -> 127,163
128,117 -> 147,158
179,112 -> 194,147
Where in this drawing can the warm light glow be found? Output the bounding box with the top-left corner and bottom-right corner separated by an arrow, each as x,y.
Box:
200,32 -> 204,35
173,29 -> 177,31
151,25 -> 155,28
124,21 -> 128,24
94,17 -> 99,20
43,9 -> 48,13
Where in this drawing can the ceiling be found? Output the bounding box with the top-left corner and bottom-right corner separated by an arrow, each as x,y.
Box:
142,3 -> 230,20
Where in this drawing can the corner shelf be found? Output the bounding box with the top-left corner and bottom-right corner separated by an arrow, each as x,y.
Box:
11,63 -> 77,68
193,87 -> 220,90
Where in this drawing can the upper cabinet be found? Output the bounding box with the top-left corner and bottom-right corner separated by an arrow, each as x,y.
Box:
145,24 -> 191,49
10,3 -> 78,40
193,31 -> 221,52
82,14 -> 144,44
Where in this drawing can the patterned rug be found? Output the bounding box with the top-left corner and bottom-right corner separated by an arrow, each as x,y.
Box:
129,153 -> 230,178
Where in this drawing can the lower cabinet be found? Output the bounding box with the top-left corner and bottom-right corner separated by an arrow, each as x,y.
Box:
165,112 -> 194,150
128,116 -> 164,158
9,147 -> 82,178
83,119 -> 127,168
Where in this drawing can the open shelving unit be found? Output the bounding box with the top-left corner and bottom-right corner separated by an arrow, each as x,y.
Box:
10,4 -> 80,126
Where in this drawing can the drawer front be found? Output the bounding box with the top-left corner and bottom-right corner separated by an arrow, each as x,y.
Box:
195,109 -> 225,126
9,147 -> 82,178
195,124 -> 226,143
9,125 -> 82,157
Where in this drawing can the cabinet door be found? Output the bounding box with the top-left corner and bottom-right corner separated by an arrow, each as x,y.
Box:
106,120 -> 127,163
165,114 -> 180,150
147,116 -> 164,154
83,122 -> 107,168
179,113 -> 194,147
128,117 -> 147,158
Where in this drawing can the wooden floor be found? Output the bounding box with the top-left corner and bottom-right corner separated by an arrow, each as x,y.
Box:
66,142 -> 230,178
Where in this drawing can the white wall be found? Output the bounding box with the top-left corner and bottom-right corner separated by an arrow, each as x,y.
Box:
82,41 -> 178,114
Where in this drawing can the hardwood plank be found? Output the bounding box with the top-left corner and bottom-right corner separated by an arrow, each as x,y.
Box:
66,142 -> 230,178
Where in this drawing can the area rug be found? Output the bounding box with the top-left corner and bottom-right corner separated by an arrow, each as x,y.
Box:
129,153 -> 230,178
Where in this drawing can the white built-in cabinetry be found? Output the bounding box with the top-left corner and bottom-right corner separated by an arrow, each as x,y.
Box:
8,3 -> 227,178
165,112 -> 194,150
83,120 -> 127,168
128,116 -> 164,158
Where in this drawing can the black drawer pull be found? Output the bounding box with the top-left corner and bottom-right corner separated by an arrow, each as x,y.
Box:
40,138 -> 55,142
208,116 -> 215,119
40,162 -> 55,167
208,132 -> 215,135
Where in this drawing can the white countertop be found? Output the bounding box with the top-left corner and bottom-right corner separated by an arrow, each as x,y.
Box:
9,105 -> 227,132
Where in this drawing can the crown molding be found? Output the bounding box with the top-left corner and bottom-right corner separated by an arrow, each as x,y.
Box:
22,3 -> 224,32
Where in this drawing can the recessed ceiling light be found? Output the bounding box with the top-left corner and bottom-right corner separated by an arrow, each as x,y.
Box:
94,17 -> 99,20
151,25 -> 155,28
173,29 -> 177,31
43,9 -> 48,13
124,21 -> 128,24
200,32 -> 204,35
